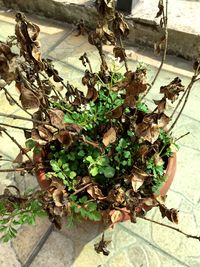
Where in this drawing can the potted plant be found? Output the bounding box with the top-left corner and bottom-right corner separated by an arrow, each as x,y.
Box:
0,0 -> 199,250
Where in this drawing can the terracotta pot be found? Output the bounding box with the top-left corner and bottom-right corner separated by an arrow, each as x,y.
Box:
34,150 -> 176,222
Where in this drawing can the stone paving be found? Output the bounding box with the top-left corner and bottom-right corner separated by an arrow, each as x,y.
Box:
0,10 -> 200,267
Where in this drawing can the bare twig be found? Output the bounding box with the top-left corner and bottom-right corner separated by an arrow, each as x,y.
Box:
119,36 -> 128,72
2,87 -> 32,117
169,75 -> 197,132
72,183 -> 92,196
0,112 -> 49,125
0,122 -> 31,131
141,0 -> 168,100
175,132 -> 190,142
141,217 -> 200,242
0,167 -> 34,172
1,128 -> 33,163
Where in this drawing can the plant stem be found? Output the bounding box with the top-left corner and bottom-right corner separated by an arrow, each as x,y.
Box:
72,183 -> 92,196
168,75 -> 197,132
0,123 -> 31,131
141,216 -> 200,242
1,129 -> 33,163
0,167 -> 34,172
2,87 -> 32,116
119,36 -> 128,72
141,0 -> 168,100
0,112 -> 49,125
175,131 -> 190,142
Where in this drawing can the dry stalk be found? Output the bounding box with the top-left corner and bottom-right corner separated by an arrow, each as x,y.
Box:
141,0 -> 168,100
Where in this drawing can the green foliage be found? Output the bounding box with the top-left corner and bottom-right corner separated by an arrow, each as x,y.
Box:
146,158 -> 166,193
66,195 -> 101,227
0,199 -> 46,242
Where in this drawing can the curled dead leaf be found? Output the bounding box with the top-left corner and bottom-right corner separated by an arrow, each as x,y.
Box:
159,204 -> 179,224
155,0 -> 164,18
131,167 -> 150,192
87,185 -> 105,200
103,127 -> 116,147
113,46 -> 126,62
52,189 -> 65,207
55,130 -> 73,146
110,210 -> 123,224
48,109 -> 66,130
17,82 -> 40,110
160,77 -> 185,103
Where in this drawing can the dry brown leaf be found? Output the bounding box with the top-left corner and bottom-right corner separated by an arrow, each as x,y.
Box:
48,109 -> 66,130
52,189 -> 64,207
109,105 -> 123,119
13,151 -> 23,164
55,130 -> 73,146
131,167 -> 149,192
154,98 -> 166,113
160,77 -> 185,103
113,46 -> 126,62
38,126 -> 53,142
110,210 -> 123,224
103,127 -> 116,146
159,204 -> 179,224
87,185 -> 105,200
155,0 -> 164,18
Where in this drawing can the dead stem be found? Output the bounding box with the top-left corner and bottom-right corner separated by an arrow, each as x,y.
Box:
141,0 -> 168,100
142,217 -> 200,242
175,131 -> 190,142
0,167 -> 34,172
72,183 -> 92,196
2,87 -> 32,117
0,112 -> 49,125
0,122 -> 31,131
119,36 -> 128,72
1,129 -> 33,163
168,75 -> 197,132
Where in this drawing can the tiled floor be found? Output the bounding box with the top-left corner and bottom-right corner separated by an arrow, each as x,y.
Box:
0,9 -> 200,267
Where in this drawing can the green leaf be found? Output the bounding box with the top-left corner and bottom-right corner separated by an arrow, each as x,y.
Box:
127,130 -> 134,137
57,172 -> 66,180
122,160 -> 127,166
87,202 -> 97,212
79,196 -> 88,204
85,156 -> 94,163
90,166 -> 99,176
69,171 -> 76,179
69,195 -> 77,202
88,211 -> 101,221
103,166 -> 115,178
50,160 -> 60,172
124,151 -> 131,158
25,139 -> 36,149
78,150 -> 85,157
64,114 -> 75,124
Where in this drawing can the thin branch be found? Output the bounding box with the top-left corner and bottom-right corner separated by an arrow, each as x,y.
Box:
0,112 -> 50,125
72,183 -> 92,196
2,87 -> 32,117
141,217 -> 200,242
141,0 -> 168,100
119,36 -> 128,72
0,167 -> 34,172
175,131 -> 190,142
169,75 -> 197,132
194,77 -> 200,82
0,122 -> 31,131
1,129 -> 33,163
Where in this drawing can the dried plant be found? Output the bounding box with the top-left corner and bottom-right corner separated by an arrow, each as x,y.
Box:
0,0 -> 200,245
